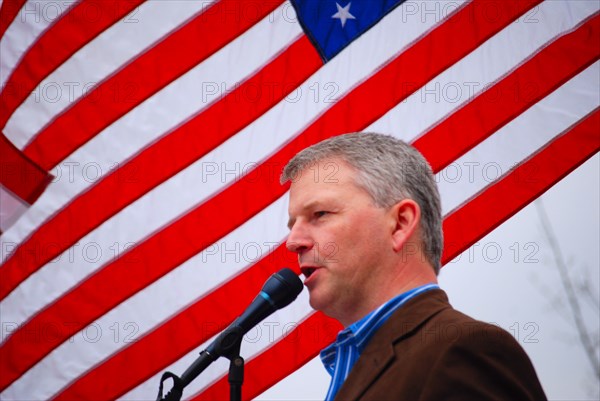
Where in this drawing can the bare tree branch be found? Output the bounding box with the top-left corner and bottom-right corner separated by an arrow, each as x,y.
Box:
535,199 -> 600,380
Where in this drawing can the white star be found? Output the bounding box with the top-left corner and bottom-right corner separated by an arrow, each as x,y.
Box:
332,2 -> 356,28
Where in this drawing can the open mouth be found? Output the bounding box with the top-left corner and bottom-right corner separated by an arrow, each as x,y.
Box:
300,266 -> 317,278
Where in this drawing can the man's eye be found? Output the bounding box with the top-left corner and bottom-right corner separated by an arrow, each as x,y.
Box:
315,211 -> 328,218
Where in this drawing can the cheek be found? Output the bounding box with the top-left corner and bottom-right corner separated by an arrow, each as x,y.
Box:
355,217 -> 380,237
353,216 -> 391,257
318,211 -> 389,263
321,241 -> 339,260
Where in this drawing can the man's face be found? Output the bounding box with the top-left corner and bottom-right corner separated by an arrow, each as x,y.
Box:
286,158 -> 396,324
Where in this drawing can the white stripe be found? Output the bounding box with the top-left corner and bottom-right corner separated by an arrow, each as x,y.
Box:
3,0 -> 217,148
0,184 -> 29,232
367,0 -> 600,142
328,347 -> 344,400
0,192 -> 293,400
0,2 -> 301,263
344,346 -> 353,381
0,0 -> 464,324
438,61 -> 600,216
0,0 -> 77,88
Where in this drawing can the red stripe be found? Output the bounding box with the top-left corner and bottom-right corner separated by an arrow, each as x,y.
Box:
0,0 -> 144,129
0,0 -> 539,390
51,244 -> 299,400
192,312 -> 341,401
442,108 -> 600,264
21,0 -> 284,170
0,35 -> 321,300
0,133 -> 52,203
415,12 -> 600,172
0,0 -> 27,40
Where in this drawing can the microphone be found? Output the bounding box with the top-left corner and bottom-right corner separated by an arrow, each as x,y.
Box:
179,268 -> 303,387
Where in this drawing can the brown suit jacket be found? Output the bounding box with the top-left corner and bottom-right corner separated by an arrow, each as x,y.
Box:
334,289 -> 547,401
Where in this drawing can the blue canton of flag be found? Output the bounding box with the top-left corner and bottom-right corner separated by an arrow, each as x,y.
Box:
290,0 -> 408,61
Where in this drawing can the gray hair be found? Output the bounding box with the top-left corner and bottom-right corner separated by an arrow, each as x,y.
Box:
281,132 -> 443,274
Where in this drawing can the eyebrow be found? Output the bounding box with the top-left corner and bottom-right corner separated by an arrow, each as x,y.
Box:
286,217 -> 295,231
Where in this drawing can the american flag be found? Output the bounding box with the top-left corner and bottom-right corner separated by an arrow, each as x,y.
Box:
0,0 -> 598,399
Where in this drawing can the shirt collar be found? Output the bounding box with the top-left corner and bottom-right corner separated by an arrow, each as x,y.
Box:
320,283 -> 439,373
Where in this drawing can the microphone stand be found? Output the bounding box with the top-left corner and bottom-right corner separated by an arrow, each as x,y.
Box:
156,326 -> 246,401
227,349 -> 244,401
156,268 -> 304,401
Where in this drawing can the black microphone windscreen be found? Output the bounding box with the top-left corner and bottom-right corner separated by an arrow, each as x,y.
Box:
261,268 -> 303,309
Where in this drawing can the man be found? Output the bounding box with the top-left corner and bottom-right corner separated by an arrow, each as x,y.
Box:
281,132 -> 546,400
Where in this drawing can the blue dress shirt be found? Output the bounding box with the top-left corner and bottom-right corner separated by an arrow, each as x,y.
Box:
320,283 -> 439,401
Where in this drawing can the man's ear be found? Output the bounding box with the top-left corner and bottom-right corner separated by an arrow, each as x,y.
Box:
390,199 -> 420,252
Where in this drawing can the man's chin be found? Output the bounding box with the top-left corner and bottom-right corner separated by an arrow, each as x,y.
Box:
307,291 -> 331,313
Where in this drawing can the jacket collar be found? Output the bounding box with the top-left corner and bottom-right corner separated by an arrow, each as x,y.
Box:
333,289 -> 451,401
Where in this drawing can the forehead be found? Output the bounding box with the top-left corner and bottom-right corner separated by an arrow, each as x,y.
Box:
288,158 -> 371,206
290,158 -> 355,189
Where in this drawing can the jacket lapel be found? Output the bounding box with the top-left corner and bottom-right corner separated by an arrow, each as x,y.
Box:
333,289 -> 451,401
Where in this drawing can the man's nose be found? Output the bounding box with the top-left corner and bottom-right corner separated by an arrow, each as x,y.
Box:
286,222 -> 314,254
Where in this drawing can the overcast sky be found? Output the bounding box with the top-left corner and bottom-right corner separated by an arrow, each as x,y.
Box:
257,153 -> 600,400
